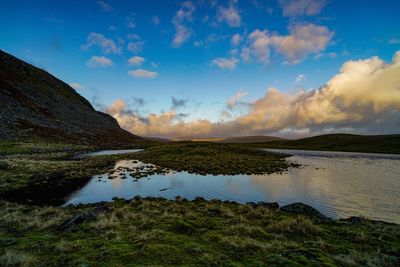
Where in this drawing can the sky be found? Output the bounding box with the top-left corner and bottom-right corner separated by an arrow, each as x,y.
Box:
1,0 -> 400,139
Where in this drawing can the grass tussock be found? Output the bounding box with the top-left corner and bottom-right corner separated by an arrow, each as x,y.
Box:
0,250 -> 37,267
0,198 -> 398,266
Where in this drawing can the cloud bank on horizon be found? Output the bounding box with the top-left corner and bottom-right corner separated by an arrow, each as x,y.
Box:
107,51 -> 400,138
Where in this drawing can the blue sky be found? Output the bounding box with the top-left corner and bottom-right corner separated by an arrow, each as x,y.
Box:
1,0 -> 400,138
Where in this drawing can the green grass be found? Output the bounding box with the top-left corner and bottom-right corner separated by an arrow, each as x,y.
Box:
0,198 -> 399,266
132,142 -> 297,175
0,141 -> 149,204
249,134 -> 400,154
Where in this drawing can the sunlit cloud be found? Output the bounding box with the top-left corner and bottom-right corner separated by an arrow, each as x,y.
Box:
231,33 -> 242,46
242,23 -> 333,64
107,51 -> 400,138
128,56 -> 145,66
86,56 -> 113,68
69,83 -> 85,90
81,32 -> 121,54
212,57 -> 239,70
172,1 -> 195,48
97,1 -> 114,12
279,0 -> 327,16
128,69 -> 158,78
216,0 -> 242,27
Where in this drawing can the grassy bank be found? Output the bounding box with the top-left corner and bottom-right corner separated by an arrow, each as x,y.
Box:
0,198 -> 399,266
249,134 -> 400,154
132,142 -> 297,175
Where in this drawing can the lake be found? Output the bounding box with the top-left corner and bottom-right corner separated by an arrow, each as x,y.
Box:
64,149 -> 400,223
78,149 -> 143,157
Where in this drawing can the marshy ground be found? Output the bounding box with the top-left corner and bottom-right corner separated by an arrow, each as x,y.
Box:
1,198 -> 399,266
0,141 -> 399,266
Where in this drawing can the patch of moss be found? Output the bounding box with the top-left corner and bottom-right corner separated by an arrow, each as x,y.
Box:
132,142 -> 298,175
0,198 -> 399,266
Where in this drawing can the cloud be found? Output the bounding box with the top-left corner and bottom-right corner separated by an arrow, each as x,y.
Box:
45,14 -> 64,24
128,56 -> 145,66
279,0 -> 327,16
226,90 -> 248,109
389,38 -> 400,45
212,57 -> 239,70
86,56 -> 113,68
171,97 -> 189,110
128,69 -> 158,78
152,16 -> 160,25
106,51 -> 400,138
217,0 -> 241,27
242,23 -> 333,64
69,83 -> 85,90
295,74 -> 305,84
193,34 -> 228,48
126,13 -> 136,29
82,32 -> 121,54
127,41 -> 144,54
97,1 -> 113,12
172,1 -> 195,48
231,33 -> 242,46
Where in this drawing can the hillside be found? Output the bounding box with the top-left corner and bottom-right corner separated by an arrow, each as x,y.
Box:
0,50 -> 143,147
191,136 -> 284,143
257,134 -> 400,154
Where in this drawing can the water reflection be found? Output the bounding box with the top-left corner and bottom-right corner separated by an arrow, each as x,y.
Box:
64,150 -> 400,223
79,149 -> 143,157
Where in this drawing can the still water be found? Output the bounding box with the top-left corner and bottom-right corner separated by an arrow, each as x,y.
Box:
64,149 -> 400,223
79,149 -> 143,157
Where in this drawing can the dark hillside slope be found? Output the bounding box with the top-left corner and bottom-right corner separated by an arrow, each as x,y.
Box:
0,50 -> 142,146
260,134 -> 400,154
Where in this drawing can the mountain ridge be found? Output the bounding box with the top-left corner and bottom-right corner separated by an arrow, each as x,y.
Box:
0,50 -> 142,147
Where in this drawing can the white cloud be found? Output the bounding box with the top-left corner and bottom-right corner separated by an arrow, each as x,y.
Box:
107,51 -> 400,138
172,1 -> 195,48
243,23 -> 334,64
279,0 -> 327,16
295,74 -> 305,84
97,1 -> 113,12
86,56 -> 113,68
69,83 -> 85,90
212,57 -> 239,70
127,41 -> 144,54
217,0 -> 241,27
231,33 -> 242,46
128,69 -> 158,78
82,32 -> 121,54
128,56 -> 145,66
227,90 -> 248,109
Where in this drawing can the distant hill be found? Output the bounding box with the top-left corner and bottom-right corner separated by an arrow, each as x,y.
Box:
258,134 -> 400,154
143,136 -> 172,143
191,136 -> 284,143
0,50 -> 143,147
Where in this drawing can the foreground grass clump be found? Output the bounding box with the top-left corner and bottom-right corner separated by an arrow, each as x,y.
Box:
0,198 -> 399,266
133,142 -> 297,175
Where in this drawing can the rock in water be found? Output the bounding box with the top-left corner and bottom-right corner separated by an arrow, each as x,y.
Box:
280,202 -> 332,221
